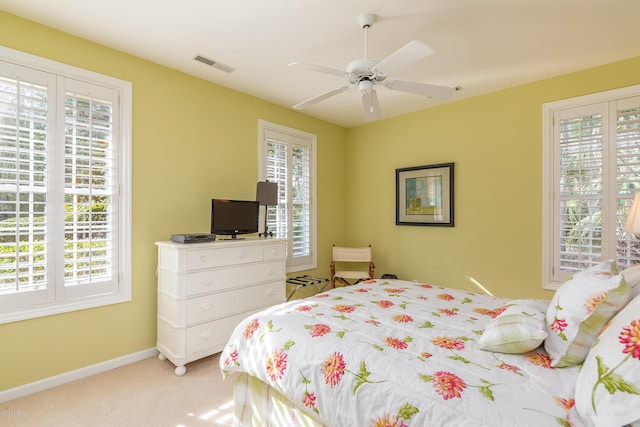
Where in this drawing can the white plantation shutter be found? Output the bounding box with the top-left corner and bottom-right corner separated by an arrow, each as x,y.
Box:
545,89 -> 640,287
260,121 -> 316,271
265,135 -> 288,238
0,47 -> 131,323
556,104 -> 606,275
291,144 -> 311,259
62,80 -> 118,297
616,97 -> 640,266
0,64 -> 52,307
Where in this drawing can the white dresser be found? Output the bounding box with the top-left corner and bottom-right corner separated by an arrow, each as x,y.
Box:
155,238 -> 286,375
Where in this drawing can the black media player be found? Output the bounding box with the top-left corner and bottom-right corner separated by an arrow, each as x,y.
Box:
171,234 -> 216,244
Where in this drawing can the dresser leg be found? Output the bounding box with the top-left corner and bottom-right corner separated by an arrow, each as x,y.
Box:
175,365 -> 187,376
158,353 -> 167,361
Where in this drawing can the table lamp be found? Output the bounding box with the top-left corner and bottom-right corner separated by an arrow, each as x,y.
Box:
256,181 -> 278,238
624,192 -> 640,234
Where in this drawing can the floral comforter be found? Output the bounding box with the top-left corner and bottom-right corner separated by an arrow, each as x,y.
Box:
220,279 -> 581,427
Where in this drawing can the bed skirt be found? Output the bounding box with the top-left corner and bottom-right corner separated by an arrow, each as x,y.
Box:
233,372 -> 325,427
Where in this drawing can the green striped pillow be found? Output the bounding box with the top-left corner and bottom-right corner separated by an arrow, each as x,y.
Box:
477,299 -> 548,354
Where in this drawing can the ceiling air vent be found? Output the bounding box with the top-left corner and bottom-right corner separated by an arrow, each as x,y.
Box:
193,54 -> 236,73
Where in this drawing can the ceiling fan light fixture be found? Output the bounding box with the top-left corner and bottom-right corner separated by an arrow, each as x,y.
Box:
358,79 -> 373,94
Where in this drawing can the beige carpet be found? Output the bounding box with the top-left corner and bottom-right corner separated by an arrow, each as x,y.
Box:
1,352 -> 235,427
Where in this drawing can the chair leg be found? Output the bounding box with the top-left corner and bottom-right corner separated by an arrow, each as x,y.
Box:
330,261 -> 336,289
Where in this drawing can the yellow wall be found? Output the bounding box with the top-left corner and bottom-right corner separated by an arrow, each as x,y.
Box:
346,56 -> 640,300
0,12 -> 347,391
2,10 -> 640,392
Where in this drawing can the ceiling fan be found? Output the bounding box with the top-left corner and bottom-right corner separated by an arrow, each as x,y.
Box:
289,13 -> 457,121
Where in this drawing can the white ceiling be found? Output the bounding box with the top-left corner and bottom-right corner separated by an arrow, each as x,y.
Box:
2,0 -> 639,128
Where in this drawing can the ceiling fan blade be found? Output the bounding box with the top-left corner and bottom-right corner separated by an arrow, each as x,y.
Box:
288,61 -> 348,78
292,85 -> 353,110
362,89 -> 381,121
372,40 -> 434,75
385,79 -> 456,100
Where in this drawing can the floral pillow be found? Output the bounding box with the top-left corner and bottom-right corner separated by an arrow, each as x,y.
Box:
622,265 -> 640,298
544,260 -> 632,368
477,299 -> 548,354
573,295 -> 640,427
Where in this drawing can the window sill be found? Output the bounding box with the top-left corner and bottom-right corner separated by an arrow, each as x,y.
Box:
0,293 -> 132,325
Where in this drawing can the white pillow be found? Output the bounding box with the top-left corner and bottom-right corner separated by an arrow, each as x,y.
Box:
544,260 -> 632,367
574,295 -> 640,427
622,264 -> 640,298
477,299 -> 548,354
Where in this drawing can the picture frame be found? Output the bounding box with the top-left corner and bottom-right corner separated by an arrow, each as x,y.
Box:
396,163 -> 454,227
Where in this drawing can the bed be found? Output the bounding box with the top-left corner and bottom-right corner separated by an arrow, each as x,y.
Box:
220,263 -> 640,427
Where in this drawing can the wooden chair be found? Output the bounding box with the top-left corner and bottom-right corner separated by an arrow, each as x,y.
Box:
330,245 -> 375,288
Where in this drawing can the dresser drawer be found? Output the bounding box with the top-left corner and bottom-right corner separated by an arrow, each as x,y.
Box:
159,244 -> 218,273
186,281 -> 283,324
186,311 -> 253,355
185,260 -> 284,296
185,248 -> 217,271
215,245 -> 263,266
159,281 -> 284,326
158,260 -> 284,297
263,242 -> 286,260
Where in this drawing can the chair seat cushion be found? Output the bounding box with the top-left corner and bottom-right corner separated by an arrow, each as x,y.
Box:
335,271 -> 370,279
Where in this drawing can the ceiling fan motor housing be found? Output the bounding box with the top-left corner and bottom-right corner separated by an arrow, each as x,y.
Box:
346,58 -> 383,84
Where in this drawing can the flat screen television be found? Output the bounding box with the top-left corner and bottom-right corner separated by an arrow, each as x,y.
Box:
211,199 -> 259,239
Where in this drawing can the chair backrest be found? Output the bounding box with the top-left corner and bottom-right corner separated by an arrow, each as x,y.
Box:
332,246 -> 372,262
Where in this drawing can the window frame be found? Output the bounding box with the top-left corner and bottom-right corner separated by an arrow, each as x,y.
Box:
542,84 -> 640,290
0,45 -> 132,324
258,120 -> 317,273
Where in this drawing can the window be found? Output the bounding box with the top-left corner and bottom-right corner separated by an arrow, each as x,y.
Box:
258,120 -> 316,272
0,46 -> 131,323
542,86 -> 640,289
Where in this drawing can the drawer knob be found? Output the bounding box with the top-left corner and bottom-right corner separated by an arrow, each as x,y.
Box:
271,248 -> 278,255
201,279 -> 213,286
236,251 -> 247,259
200,303 -> 212,311
200,255 -> 207,263
200,331 -> 212,340
266,267 -> 276,275
266,288 -> 276,296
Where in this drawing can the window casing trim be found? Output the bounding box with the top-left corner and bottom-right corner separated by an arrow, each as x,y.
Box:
542,84 -> 640,290
258,120 -> 317,273
0,45 -> 132,324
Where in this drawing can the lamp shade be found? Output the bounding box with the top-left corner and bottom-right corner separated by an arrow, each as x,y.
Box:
624,192 -> 640,234
256,181 -> 278,206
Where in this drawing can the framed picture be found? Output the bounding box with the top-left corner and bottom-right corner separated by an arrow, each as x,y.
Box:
396,163 -> 454,227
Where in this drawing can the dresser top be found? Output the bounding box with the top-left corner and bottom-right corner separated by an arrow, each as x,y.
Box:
156,237 -> 286,249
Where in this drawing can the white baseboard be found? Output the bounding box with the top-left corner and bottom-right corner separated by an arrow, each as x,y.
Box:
0,347 -> 158,403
